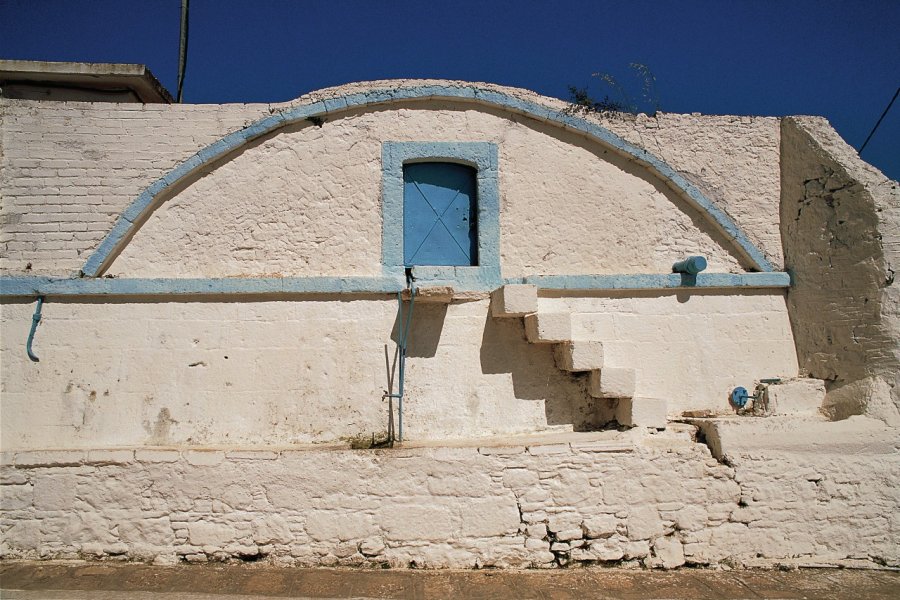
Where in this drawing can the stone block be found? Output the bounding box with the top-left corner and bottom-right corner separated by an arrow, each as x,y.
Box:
615,397 -> 667,429
305,510 -> 376,542
491,284 -> 538,317
187,521 -> 236,547
118,517 -> 175,547
183,450 -> 225,466
554,340 -> 604,372
85,449 -> 134,465
1,484 -> 33,510
478,446 -> 526,455
358,538 -> 385,557
524,312 -> 571,343
0,468 -> 28,485
583,515 -> 617,539
626,506 -> 664,541
225,450 -> 278,460
556,528 -> 583,542
589,368 -> 636,399
760,378 -> 825,415
135,449 -> 180,463
548,513 -> 582,533
377,503 -> 454,542
527,443 -> 570,456
525,538 -> 549,550
526,524 -> 547,539
252,516 -> 293,545
460,497 -> 521,537
15,450 -> 83,468
652,536 -> 686,569
33,475 -> 76,511
624,540 -> 650,559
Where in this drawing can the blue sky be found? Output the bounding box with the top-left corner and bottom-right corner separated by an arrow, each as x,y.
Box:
2,0 -> 898,180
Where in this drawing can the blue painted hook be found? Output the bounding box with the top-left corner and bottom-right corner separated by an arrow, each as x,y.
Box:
26,296 -> 44,362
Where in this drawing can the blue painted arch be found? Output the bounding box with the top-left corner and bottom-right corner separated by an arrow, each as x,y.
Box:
81,83 -> 776,277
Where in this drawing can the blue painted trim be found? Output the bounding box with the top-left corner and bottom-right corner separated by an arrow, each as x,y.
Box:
0,276 -> 406,297
382,141 -> 500,286
81,84 -> 775,277
513,272 -> 791,290
1,272 -> 789,298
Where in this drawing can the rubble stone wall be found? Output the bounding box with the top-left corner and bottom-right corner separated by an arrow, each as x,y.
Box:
1,438 -> 897,569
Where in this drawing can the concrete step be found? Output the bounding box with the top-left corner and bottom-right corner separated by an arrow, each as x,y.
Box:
616,397 -> 668,429
554,341 -> 604,372
588,367 -> 636,399
524,312 -> 572,344
491,284 -> 538,317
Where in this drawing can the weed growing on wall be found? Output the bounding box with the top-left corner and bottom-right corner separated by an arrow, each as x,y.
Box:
566,63 -> 661,116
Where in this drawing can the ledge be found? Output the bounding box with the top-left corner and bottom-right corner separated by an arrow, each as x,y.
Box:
514,272 -> 791,290
0,272 -> 790,298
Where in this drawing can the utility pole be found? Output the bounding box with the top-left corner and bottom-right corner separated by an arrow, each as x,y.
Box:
177,0 -> 190,103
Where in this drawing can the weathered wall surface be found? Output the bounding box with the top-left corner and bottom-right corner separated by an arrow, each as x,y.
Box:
0,290 -> 797,450
600,112 -> 783,269
1,80 -> 783,277
0,298 -> 603,450
781,117 -> 900,426
539,290 -> 798,416
108,102 -> 747,278
1,433 -> 896,569
0,101 -> 269,275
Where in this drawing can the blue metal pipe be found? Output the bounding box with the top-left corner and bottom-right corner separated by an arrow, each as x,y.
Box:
385,284 -> 416,442
673,256 -> 708,275
26,296 -> 44,362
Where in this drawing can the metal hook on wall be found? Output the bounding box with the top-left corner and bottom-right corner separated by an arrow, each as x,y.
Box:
26,296 -> 44,362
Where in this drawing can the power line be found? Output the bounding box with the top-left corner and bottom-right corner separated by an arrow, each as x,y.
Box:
859,85 -> 899,155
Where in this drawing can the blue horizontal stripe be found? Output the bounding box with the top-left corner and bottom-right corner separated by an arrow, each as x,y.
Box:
1,272 -> 789,298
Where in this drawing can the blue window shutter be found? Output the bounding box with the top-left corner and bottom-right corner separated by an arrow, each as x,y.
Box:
403,163 -> 478,266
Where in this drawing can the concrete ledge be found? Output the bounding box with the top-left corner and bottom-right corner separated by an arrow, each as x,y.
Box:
756,378 -> 825,416
690,415 -> 899,462
403,285 -> 455,303
0,273 -> 791,298
519,272 -> 791,290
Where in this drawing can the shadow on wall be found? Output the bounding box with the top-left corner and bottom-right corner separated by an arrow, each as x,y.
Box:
390,302 -> 448,358
479,308 -> 612,431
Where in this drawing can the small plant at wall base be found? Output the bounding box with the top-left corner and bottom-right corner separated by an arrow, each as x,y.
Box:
566,63 -> 661,115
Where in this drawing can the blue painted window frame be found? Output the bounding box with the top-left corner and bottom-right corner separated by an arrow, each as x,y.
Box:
382,142 -> 500,287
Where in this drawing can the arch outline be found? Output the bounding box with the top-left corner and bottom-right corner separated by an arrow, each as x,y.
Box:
81,83 -> 775,277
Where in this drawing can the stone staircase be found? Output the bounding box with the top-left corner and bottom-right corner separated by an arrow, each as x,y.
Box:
491,284 -> 667,429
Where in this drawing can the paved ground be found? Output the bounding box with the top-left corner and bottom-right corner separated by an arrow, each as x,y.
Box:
1,561 -> 898,599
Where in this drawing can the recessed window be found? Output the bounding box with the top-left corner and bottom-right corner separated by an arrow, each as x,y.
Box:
403,162 -> 478,267
382,141 -> 499,289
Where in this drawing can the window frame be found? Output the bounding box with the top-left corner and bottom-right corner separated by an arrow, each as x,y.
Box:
381,141 -> 500,287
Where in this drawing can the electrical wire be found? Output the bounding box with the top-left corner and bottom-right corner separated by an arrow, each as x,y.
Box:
859,86 -> 899,155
